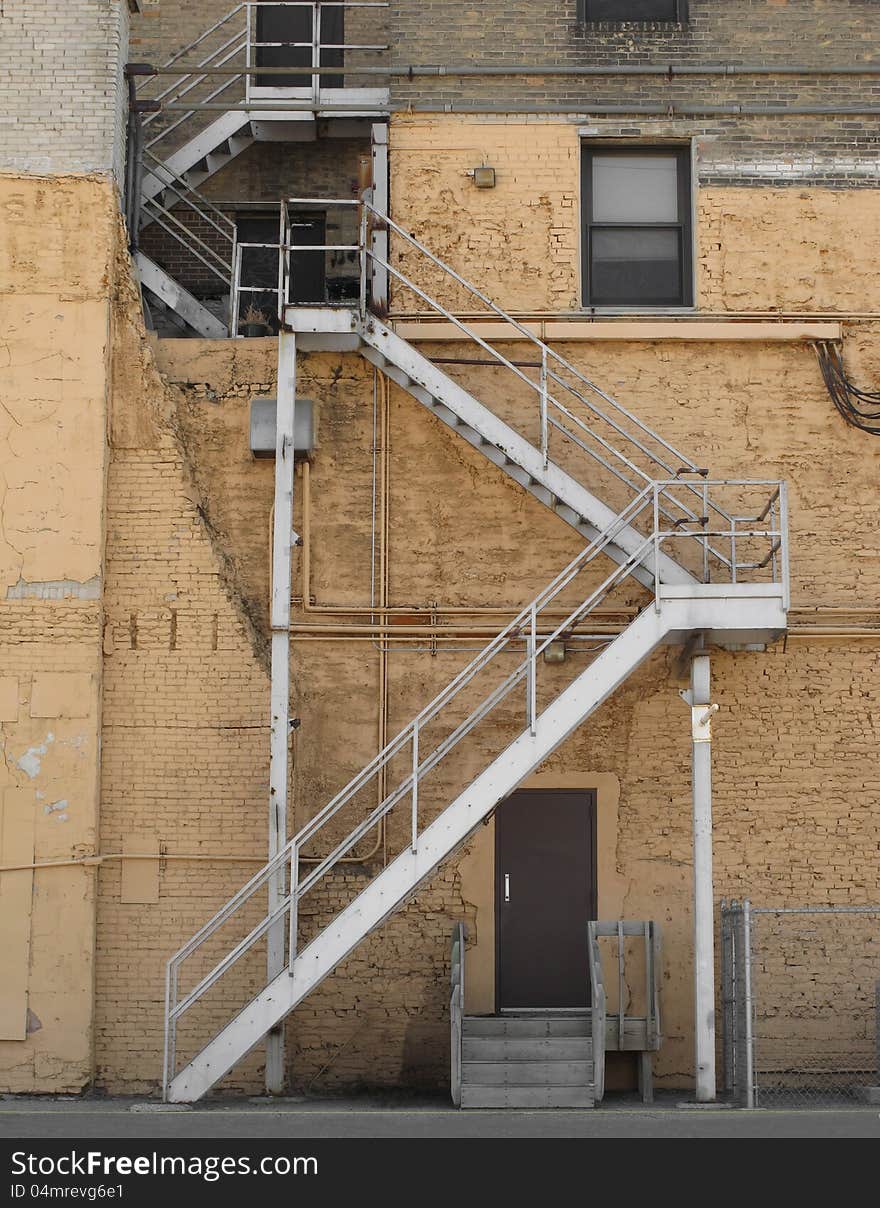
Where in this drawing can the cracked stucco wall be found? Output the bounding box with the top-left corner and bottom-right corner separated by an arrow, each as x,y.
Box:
0,173 -> 116,1091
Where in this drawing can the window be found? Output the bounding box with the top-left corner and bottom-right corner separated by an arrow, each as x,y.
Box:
579,1 -> 687,22
254,4 -> 344,89
582,147 -> 693,308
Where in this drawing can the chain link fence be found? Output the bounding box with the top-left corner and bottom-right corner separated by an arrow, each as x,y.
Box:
721,902 -> 880,1107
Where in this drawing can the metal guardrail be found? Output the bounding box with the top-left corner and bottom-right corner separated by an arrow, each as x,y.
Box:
587,923 -> 607,1103
139,3 -> 390,155
162,487 -> 787,1095
268,196 -> 792,581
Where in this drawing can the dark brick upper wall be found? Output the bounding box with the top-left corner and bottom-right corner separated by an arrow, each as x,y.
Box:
392,1 -> 877,71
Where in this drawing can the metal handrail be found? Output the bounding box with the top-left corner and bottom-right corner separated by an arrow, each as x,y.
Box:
274,196 -> 736,540
587,922 -> 607,1103
139,1 -> 390,154
162,481 -> 787,1095
450,922 -> 465,1107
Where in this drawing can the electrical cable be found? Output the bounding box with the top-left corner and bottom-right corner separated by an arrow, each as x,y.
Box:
814,340 -> 880,435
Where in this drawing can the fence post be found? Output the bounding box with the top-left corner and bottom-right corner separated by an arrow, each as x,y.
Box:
743,898 -> 754,1108
721,899 -> 734,1097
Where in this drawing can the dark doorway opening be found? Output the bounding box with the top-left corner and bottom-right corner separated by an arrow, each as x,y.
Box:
255,4 -> 344,89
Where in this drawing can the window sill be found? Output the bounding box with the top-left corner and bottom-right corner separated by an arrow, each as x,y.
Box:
575,22 -> 688,32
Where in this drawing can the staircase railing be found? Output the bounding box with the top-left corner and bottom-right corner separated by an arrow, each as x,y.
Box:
162,484 -> 786,1096
137,3 -> 390,159
587,923 -> 607,1103
276,196 -> 755,561
140,150 -> 237,300
450,922 -> 466,1107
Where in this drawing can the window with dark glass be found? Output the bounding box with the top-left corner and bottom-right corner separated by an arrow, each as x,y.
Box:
254,4 -> 344,88
582,147 -> 693,308
579,1 -> 687,22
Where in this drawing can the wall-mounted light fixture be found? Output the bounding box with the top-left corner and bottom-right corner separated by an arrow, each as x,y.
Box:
469,166 -> 497,189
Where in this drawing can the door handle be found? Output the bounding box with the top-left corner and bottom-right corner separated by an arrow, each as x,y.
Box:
504,873 -> 510,903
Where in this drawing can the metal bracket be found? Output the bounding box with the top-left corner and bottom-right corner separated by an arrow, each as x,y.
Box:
691,703 -> 719,743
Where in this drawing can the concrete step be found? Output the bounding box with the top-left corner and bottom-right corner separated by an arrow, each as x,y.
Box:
462,1036 -> 592,1062
460,1084 -> 595,1109
463,1016 -> 591,1038
462,1060 -> 594,1086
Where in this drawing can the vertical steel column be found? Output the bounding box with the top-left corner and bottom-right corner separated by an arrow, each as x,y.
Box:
266,328 -> 297,1095
370,123 -> 389,312
690,653 -> 717,1101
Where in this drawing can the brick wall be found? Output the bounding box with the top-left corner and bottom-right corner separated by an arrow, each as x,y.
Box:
116,303 -> 880,1093
0,0 -> 130,182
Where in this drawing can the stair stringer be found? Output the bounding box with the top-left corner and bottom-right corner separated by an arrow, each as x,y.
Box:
141,110 -> 255,204
358,315 -> 695,588
168,605 -> 670,1102
288,308 -> 694,590
136,252 -> 228,339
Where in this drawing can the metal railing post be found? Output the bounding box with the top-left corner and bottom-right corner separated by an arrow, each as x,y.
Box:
245,3 -> 252,104
288,842 -> 299,969
411,721 -> 419,853
231,240 -> 243,337
312,2 -> 321,105
540,346 -> 549,469
653,484 -> 662,612
358,201 -> 368,318
743,897 -> 755,1107
779,480 -> 791,612
527,604 -> 537,736
702,480 -> 710,584
162,959 -> 173,1100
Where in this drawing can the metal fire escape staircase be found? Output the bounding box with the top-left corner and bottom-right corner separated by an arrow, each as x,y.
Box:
161,199 -> 789,1104
130,3 -> 390,336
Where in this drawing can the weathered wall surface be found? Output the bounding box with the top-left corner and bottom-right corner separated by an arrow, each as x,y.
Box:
0,174 -> 116,1091
116,298 -> 880,1093
390,116 -> 880,314
0,1 -> 130,183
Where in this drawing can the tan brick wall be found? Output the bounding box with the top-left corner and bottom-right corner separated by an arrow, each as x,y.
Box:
389,116 -> 880,314
121,278 -> 880,1092
7,134 -> 880,1097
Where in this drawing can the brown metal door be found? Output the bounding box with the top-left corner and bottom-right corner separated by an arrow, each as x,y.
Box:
496,789 -> 596,1010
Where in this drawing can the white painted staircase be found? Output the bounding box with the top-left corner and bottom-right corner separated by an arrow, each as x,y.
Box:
161,199 -> 789,1105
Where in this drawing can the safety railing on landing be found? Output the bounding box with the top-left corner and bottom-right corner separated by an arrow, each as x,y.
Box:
162,483 -> 787,1096
137,3 -> 390,157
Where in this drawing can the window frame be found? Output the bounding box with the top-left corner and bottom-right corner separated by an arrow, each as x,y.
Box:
577,0 -> 688,24
581,144 -> 694,311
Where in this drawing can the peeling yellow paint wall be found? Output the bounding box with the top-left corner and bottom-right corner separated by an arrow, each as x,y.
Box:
0,174 -> 114,1091
389,116 -> 880,314
6,125 -> 880,1098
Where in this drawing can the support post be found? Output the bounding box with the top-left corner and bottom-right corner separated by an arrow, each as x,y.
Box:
369,122 -> 389,311
266,328 -> 297,1095
690,653 -> 717,1102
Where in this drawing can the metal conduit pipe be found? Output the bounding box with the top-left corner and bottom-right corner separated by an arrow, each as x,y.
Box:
145,63 -> 880,78
162,101 -> 880,116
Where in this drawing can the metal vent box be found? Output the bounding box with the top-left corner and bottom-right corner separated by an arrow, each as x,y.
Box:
249,397 -> 315,458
